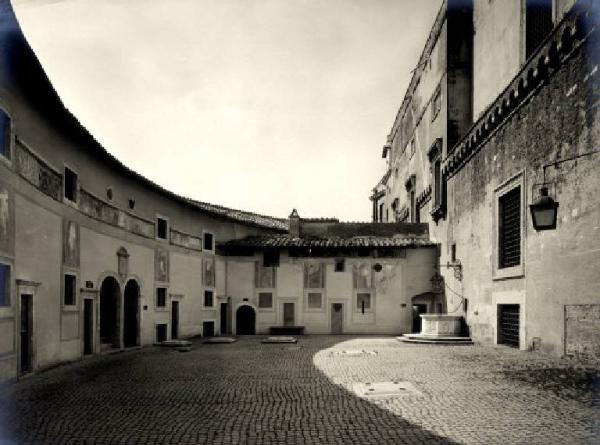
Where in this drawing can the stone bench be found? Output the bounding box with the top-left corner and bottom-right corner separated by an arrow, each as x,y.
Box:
269,326 -> 305,335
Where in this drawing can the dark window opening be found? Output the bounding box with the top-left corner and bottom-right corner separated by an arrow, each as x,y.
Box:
434,160 -> 442,207
204,232 -> 214,251
498,304 -> 520,348
499,186 -> 521,269
156,287 -> 167,307
156,217 -> 168,240
258,292 -> 273,308
451,244 -> 457,263
204,290 -> 214,307
106,188 -> 113,201
203,321 -> 215,337
128,198 -> 136,210
64,274 -> 76,306
0,110 -> 10,160
64,167 -> 78,202
357,292 -> 371,311
263,250 -> 280,267
334,259 -> 345,272
431,86 -> 442,121
526,0 -> 553,59
0,263 -> 10,306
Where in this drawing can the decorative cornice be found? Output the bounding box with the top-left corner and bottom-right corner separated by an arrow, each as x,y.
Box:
443,1 -> 599,179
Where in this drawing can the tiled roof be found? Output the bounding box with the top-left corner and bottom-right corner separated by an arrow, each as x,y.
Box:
219,235 -> 436,249
185,199 -> 288,231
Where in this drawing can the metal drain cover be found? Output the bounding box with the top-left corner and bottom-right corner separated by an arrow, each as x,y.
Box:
352,381 -> 421,398
332,349 -> 378,356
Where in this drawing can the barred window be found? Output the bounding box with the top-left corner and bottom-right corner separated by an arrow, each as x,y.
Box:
64,274 -> 76,306
499,186 -> 521,268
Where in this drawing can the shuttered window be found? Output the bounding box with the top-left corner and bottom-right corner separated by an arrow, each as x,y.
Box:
499,187 -> 521,268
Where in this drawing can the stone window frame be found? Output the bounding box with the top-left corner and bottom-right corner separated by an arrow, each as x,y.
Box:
0,259 -> 12,309
354,289 -> 375,314
62,271 -> 78,308
62,163 -> 79,208
155,286 -> 168,310
203,231 -> 214,253
0,103 -> 13,165
304,290 -> 324,312
431,84 -> 442,122
257,291 -> 275,311
203,289 -> 215,309
155,214 -> 169,242
493,172 -> 526,281
428,138 -> 446,222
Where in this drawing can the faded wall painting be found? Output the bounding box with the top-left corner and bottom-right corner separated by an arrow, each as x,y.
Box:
202,257 -> 215,287
304,262 -> 325,289
0,183 -> 14,255
155,249 -> 170,282
62,219 -> 80,268
255,263 -> 276,288
353,262 -> 373,289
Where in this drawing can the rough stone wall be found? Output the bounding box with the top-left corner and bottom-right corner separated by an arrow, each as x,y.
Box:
447,23 -> 600,356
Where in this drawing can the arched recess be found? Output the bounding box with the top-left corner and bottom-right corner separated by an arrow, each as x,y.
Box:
235,304 -> 256,335
123,279 -> 140,347
100,276 -> 121,349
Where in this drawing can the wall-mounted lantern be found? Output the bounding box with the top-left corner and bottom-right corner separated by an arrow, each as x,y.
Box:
531,148 -> 600,231
529,186 -> 559,231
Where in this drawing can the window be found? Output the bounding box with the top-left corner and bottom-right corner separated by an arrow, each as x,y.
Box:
0,109 -> 10,160
378,203 -> 384,222
431,86 -> 441,121
357,292 -> 371,313
428,138 -> 445,221
307,292 -> 322,309
203,232 -> 214,251
63,166 -> 78,203
156,287 -> 167,308
0,263 -> 10,306
63,274 -> 76,306
204,290 -> 214,308
410,138 -> 416,159
334,258 -> 345,272
526,0 -> 553,60
499,186 -> 521,269
258,292 -> 273,308
128,198 -> 136,210
156,217 -> 168,240
304,262 -> 325,289
433,159 -> 442,206
263,250 -> 279,267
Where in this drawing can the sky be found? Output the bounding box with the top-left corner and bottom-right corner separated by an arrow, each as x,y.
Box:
13,0 -> 442,221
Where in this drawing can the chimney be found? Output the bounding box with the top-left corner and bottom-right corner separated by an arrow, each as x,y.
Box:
289,208 -> 300,238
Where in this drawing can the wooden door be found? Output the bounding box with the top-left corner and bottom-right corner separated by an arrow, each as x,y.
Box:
283,303 -> 294,326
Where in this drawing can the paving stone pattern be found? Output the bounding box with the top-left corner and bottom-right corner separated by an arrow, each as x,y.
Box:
0,336 -> 598,444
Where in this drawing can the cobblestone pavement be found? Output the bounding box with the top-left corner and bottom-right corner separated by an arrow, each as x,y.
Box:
0,336 -> 598,444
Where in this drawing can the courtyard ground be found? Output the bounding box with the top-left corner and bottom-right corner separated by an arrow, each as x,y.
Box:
0,336 -> 598,444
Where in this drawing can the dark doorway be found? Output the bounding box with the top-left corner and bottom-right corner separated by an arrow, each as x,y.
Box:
156,324 -> 167,343
498,304 -> 520,348
331,303 -> 343,334
203,321 -> 215,337
100,277 -> 120,348
412,304 -> 427,333
83,299 -> 94,355
236,305 -> 255,335
283,303 -> 295,326
123,280 -> 139,347
171,301 -> 179,340
19,294 -> 33,375
220,302 -> 228,334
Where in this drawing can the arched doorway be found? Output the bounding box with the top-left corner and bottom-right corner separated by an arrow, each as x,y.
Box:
123,280 -> 140,347
236,305 -> 256,335
100,276 -> 120,348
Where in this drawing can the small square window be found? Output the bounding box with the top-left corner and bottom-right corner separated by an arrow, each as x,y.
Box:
357,292 -> 372,313
64,167 -> 78,202
334,259 -> 345,272
204,290 -> 214,308
204,232 -> 214,251
0,109 -> 10,160
156,217 -> 168,240
0,263 -> 10,307
156,287 -> 167,307
258,292 -> 273,308
64,274 -> 76,306
263,250 -> 280,268
307,292 -> 322,309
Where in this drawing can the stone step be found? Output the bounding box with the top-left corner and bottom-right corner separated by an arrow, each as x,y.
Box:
397,335 -> 473,345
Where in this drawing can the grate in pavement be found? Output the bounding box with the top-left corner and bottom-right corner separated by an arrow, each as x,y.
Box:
352,381 -> 422,398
